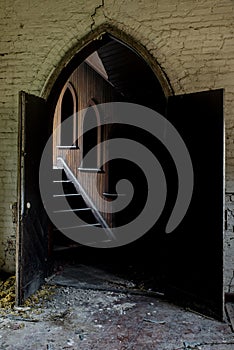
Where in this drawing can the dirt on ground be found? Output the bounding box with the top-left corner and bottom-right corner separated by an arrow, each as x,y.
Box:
0,272 -> 234,350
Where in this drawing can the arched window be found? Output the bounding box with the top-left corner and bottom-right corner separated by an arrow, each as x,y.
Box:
81,100 -> 101,170
59,83 -> 77,148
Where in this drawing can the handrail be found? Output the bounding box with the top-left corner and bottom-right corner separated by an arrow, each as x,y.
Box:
57,157 -> 116,242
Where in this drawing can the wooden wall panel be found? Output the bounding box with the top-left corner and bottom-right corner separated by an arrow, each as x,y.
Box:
53,62 -> 122,227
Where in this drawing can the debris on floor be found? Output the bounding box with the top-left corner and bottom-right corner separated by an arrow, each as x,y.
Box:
0,275 -> 15,309
0,282 -> 233,350
183,341 -> 202,349
23,284 -> 56,308
0,266 -> 234,349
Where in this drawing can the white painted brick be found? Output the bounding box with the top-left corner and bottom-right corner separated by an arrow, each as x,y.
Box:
0,0 -> 233,294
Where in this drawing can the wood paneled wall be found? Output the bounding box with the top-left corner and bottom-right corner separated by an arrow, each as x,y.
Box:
53,62 -> 122,227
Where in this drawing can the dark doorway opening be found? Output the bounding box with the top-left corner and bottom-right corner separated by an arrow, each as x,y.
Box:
17,32 -> 224,320
50,34 -> 168,302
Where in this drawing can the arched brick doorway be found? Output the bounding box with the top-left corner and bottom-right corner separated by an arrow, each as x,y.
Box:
17,30 -> 224,320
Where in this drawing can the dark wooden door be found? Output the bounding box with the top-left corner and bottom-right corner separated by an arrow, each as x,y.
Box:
165,89 -> 224,319
16,92 -> 49,305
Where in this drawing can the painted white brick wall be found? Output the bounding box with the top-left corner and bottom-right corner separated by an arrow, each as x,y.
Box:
0,0 -> 233,292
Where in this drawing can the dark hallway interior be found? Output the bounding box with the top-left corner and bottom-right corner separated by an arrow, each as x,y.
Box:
49,35 -> 172,306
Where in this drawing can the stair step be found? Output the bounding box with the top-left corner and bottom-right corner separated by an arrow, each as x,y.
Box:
54,223 -> 101,231
51,167 -> 108,238
53,180 -> 72,183
52,180 -> 77,195
53,193 -> 81,197
52,206 -> 97,225
53,244 -> 81,252
52,196 -> 87,212
53,208 -> 91,213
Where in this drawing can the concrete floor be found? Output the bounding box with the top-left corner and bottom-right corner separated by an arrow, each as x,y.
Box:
0,265 -> 233,350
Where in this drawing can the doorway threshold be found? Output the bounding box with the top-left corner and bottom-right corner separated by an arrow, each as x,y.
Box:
47,264 -> 165,299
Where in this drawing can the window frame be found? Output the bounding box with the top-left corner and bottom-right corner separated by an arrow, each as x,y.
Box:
79,98 -> 102,172
56,82 -> 78,149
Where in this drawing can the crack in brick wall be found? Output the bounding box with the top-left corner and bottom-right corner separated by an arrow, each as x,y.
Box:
90,0 -> 105,32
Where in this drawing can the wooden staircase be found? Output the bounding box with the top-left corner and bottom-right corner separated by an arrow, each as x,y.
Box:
51,165 -> 114,251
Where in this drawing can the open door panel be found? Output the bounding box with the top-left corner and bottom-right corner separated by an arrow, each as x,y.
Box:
165,89 -> 224,319
16,91 -> 49,305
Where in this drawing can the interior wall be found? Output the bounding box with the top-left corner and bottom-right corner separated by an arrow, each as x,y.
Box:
0,0 -> 233,293
53,62 -> 122,226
